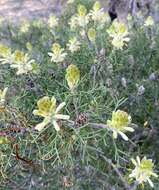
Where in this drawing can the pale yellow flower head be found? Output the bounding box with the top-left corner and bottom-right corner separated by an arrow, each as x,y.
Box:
111,35 -> 130,49
69,15 -> 78,30
0,44 -> 13,64
67,37 -> 81,53
20,20 -> 30,33
11,52 -> 34,75
0,44 -> 11,58
66,64 -> 80,90
88,28 -> 96,42
78,4 -> 87,17
107,110 -> 134,141
48,43 -> 67,63
48,14 -> 59,28
0,136 -> 10,144
93,1 -> 101,12
13,50 -> 25,63
89,1 -> 105,23
0,87 -> 8,106
107,19 -> 130,49
107,19 -> 128,37
129,156 -> 158,187
144,16 -> 154,27
76,4 -> 89,27
33,96 -> 70,131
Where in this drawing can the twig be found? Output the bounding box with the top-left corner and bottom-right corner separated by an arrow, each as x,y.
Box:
100,154 -> 132,190
67,120 -> 109,129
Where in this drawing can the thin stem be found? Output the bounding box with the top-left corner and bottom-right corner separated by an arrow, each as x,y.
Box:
100,154 -> 132,190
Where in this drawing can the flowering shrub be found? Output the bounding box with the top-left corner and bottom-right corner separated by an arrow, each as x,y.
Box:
0,1 -> 159,189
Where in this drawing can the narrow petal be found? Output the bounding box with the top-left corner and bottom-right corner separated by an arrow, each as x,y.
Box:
152,172 -> 158,178
48,52 -> 53,56
118,131 -> 128,141
113,131 -> 118,139
53,120 -> 60,131
147,178 -> 154,187
54,114 -> 70,120
33,109 -> 40,116
131,158 -> 137,166
35,118 -> 50,131
55,102 -> 66,113
124,127 -> 134,132
2,87 -> 8,98
129,172 -> 135,178
136,156 -> 140,165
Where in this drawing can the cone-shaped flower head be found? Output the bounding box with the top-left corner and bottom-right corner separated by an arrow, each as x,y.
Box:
129,156 -> 158,187
88,28 -> 96,42
11,51 -> 34,75
144,16 -> 154,27
107,110 -> 134,141
33,96 -> 70,131
48,43 -> 67,63
107,19 -> 130,49
65,64 -> 80,90
67,37 -> 81,53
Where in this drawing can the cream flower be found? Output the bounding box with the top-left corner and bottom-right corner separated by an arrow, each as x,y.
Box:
0,87 -> 8,106
33,96 -> 70,131
67,37 -> 81,53
111,35 -> 130,50
144,16 -> 154,27
48,14 -> 59,28
65,64 -> 80,90
0,44 -> 13,64
48,43 -> 67,63
129,156 -> 158,187
76,4 -> 89,27
88,28 -> 96,42
107,19 -> 130,49
11,51 -> 34,75
20,20 -> 30,33
107,110 -> 134,141
69,15 -> 78,30
89,2 -> 103,21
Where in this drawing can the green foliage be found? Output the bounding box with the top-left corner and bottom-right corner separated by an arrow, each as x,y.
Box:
0,1 -> 159,189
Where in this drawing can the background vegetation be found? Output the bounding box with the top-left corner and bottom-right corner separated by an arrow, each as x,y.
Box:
0,0 -> 159,189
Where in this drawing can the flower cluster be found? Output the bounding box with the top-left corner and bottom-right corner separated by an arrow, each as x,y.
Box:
129,156 -> 158,187
144,16 -> 154,27
20,19 -> 30,33
107,19 -> 130,49
48,14 -> 59,28
67,37 -> 81,53
69,4 -> 89,29
11,50 -> 35,75
0,45 -> 36,75
107,110 -> 134,141
48,43 -> 67,63
33,96 -> 70,131
89,1 -> 110,27
76,4 -> 90,28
